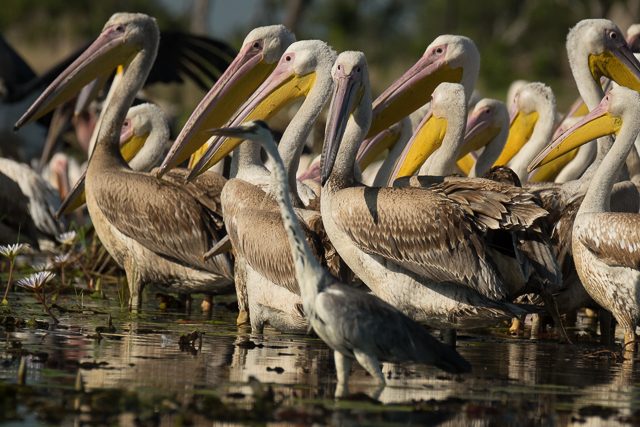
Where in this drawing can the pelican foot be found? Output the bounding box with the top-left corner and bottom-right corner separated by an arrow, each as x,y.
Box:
201,295 -> 213,312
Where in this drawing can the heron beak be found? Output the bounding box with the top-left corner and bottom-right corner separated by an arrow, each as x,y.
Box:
158,42 -> 278,175
187,55 -> 317,180
367,50 -> 462,139
529,96 -> 620,171
321,69 -> 362,186
15,25 -> 138,129
588,44 -> 640,91
493,110 -> 538,166
388,111 -> 447,184
356,122 -> 404,171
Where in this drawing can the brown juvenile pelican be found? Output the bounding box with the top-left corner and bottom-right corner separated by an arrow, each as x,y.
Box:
57,102 -> 173,215
530,86 -> 640,351
171,40 -> 340,332
320,48 -> 547,334
15,13 -> 233,309
210,118 -> 471,397
456,98 -> 509,178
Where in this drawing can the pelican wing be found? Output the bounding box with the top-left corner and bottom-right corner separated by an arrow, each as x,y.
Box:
576,213 -> 640,269
94,170 -> 230,276
158,168 -> 226,228
227,207 -> 327,294
330,186 -> 505,300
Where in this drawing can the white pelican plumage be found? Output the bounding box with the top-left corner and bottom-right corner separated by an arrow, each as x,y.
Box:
530,85 -> 640,351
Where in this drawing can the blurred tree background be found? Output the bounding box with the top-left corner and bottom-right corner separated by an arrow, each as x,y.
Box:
2,0 -> 639,122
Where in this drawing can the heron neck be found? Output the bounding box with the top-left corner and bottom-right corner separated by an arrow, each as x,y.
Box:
263,137 -> 326,311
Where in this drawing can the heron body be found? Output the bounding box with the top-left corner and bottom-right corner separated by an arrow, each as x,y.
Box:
210,115 -> 471,397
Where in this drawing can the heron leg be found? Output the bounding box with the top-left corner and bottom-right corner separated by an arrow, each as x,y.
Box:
334,351 -> 352,398
353,350 -> 385,386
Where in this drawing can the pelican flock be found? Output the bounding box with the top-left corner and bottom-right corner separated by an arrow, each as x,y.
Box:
8,10 -> 640,400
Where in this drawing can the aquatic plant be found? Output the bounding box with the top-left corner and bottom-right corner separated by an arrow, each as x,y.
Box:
57,231 -> 77,247
0,243 -> 30,305
52,252 -> 73,287
16,271 -> 58,323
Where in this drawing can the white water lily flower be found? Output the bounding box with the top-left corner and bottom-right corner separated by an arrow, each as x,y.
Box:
57,231 -> 77,246
0,243 -> 30,259
16,271 -> 55,290
53,253 -> 72,266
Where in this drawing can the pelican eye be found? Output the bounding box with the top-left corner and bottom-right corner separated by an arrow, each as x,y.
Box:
285,55 -> 292,62
115,25 -> 125,32
609,31 -> 617,40
337,64 -> 341,70
484,108 -> 491,114
355,66 -> 361,73
252,40 -> 262,49
435,47 -> 444,54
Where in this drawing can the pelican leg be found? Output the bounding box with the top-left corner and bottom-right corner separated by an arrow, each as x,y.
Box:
125,262 -> 143,312
185,294 -> 193,315
599,309 -> 616,346
353,350 -> 385,386
440,328 -> 457,347
250,305 -> 265,334
509,317 -> 523,336
334,351 -> 352,398
201,294 -> 213,312
235,259 -> 250,326
623,328 -> 637,353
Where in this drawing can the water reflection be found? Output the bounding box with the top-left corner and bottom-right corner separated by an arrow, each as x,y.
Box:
2,293 -> 640,425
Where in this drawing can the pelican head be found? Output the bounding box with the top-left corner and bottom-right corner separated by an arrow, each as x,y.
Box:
120,103 -> 170,171
15,13 -> 158,129
187,40 -> 336,179
495,82 -> 555,167
457,98 -> 509,176
158,25 -> 295,174
530,86 -> 640,171
567,19 -> 640,98
321,51 -> 371,185
462,98 -> 508,158
57,103 -> 171,216
389,82 -> 466,181
626,23 -> 640,52
367,35 -> 479,139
